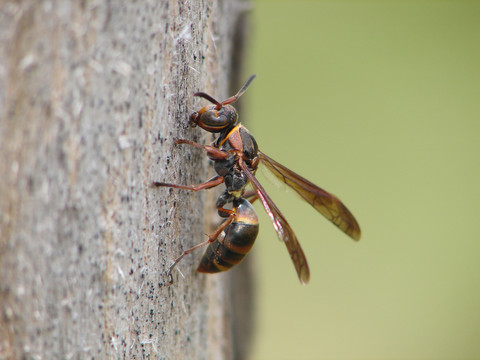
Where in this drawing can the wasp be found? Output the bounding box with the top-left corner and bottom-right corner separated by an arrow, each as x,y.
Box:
154,75 -> 361,284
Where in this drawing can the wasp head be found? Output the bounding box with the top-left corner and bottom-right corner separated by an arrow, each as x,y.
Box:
189,74 -> 256,133
190,103 -> 238,133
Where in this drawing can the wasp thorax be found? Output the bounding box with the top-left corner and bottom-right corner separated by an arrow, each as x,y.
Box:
191,104 -> 238,133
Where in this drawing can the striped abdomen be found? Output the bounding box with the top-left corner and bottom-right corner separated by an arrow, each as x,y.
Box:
197,198 -> 259,273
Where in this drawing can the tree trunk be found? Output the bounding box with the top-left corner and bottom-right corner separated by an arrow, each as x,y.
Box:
0,1 -> 253,359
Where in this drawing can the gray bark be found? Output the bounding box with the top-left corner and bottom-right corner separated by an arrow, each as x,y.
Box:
0,1 -> 253,359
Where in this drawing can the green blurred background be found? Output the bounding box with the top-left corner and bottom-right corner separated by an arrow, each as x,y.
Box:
244,1 -> 480,359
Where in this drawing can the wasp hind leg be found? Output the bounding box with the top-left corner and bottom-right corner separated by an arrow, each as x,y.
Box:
167,211 -> 235,284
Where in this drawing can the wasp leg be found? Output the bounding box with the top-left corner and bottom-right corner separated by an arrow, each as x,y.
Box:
242,190 -> 259,204
175,139 -> 229,160
152,175 -> 224,191
167,212 -> 236,283
215,191 -> 235,218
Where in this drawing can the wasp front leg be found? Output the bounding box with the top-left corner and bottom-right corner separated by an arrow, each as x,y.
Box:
174,139 -> 229,161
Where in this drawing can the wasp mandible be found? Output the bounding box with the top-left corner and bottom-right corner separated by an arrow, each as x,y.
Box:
154,75 -> 361,284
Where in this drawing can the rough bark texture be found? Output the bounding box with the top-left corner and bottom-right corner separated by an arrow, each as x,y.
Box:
0,1 -> 253,359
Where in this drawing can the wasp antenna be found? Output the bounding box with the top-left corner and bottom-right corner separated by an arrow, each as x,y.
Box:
193,92 -> 223,109
222,74 -> 257,105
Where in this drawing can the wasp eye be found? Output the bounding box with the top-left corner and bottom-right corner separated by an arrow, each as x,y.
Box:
189,112 -> 199,127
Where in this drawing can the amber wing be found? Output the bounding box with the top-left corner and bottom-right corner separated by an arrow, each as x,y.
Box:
239,159 -> 310,284
258,151 -> 361,241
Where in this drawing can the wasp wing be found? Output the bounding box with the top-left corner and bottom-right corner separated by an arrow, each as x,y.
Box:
258,151 -> 361,241
239,158 -> 310,284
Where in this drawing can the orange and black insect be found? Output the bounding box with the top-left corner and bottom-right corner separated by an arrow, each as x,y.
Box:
153,75 -> 361,284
